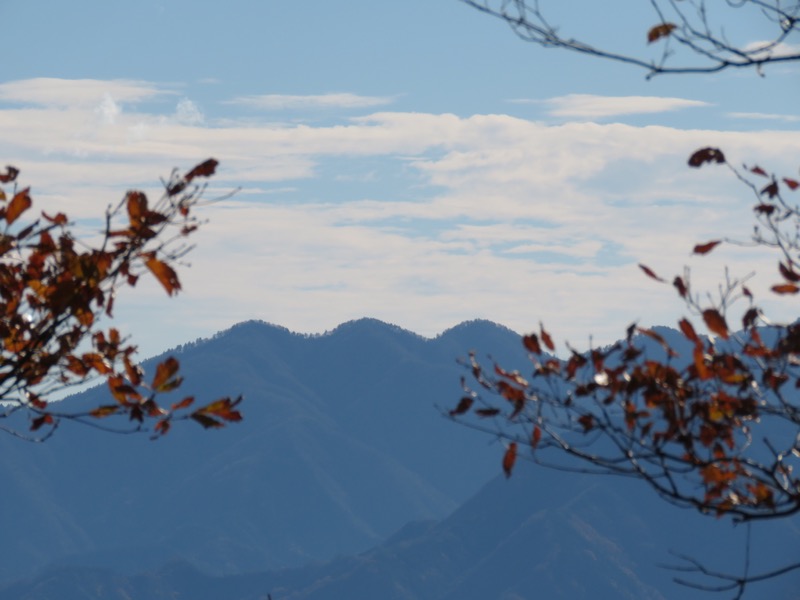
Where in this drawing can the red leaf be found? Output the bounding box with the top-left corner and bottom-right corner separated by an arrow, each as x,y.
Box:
688,148 -> 725,168
475,408 -> 501,418
647,22 -> 677,43
784,178 -> 799,191
531,425 -> 542,450
742,308 -> 760,329
577,414 -> 595,432
750,165 -> 768,177
693,240 -> 721,255
673,276 -> 687,298
185,158 -> 219,182
639,263 -> 664,282
42,211 -> 68,225
702,309 -> 729,339
0,166 -> 19,183
30,414 -> 53,431
449,396 -> 474,417
6,188 -> 32,225
502,442 -> 518,478
154,419 -> 171,436
761,181 -> 779,198
540,323 -> 555,351
754,204 -> 776,215
522,334 -> 541,354
779,262 -> 800,282
678,318 -> 699,343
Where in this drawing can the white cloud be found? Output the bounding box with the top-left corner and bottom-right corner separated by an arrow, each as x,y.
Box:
224,92 -> 394,110
4,77 -> 800,357
728,111 -> 800,123
175,98 -> 204,125
536,94 -> 711,119
0,78 -> 173,108
742,41 -> 800,60
95,93 -> 121,125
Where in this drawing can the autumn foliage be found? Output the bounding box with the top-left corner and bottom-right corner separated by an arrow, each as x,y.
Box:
451,150 -> 800,524
0,160 -> 241,440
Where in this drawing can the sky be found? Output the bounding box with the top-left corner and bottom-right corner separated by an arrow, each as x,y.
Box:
2,0 -> 799,358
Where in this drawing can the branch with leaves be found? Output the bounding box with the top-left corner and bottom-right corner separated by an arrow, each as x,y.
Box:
449,150 -> 800,595
0,161 -> 242,441
460,0 -> 800,77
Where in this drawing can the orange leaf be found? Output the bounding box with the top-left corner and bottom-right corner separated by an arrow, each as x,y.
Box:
694,345 -> 711,380
647,22 -> 677,43
171,396 -> 195,411
196,396 -> 243,422
126,190 -> 148,224
784,178 -> 799,191
152,357 -> 182,392
144,254 -> 181,296
702,309 -> 729,339
693,240 -> 721,255
502,442 -> 518,478
6,187 -> 32,225
191,413 -> 223,429
771,283 -> 799,295
90,405 -> 121,418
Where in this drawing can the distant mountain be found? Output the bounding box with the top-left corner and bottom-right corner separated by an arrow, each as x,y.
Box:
2,319 -> 798,600
5,463 -> 797,600
0,318 -> 527,583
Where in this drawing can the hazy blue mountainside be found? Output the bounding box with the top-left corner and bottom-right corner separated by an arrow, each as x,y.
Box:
0,318 -> 527,582
2,318 -> 798,600
3,463 -> 797,600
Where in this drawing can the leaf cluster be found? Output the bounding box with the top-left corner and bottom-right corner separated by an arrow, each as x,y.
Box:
451,150 -> 800,524
0,161 -> 242,440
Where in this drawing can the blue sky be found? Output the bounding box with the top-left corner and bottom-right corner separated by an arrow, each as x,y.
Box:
2,0 -> 799,357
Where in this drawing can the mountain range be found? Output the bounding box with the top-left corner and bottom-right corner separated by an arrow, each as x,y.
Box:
0,319 -> 797,599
